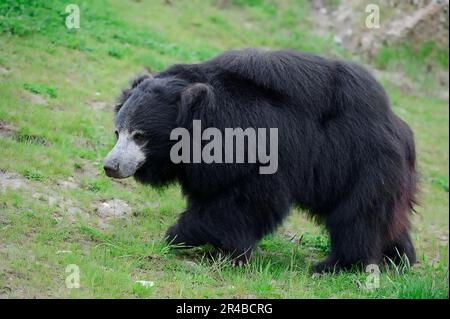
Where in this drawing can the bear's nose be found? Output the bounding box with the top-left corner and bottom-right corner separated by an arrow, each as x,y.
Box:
104,163 -> 120,178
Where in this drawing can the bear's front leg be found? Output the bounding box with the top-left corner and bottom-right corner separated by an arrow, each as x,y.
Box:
165,210 -> 210,248
165,178 -> 291,263
165,204 -> 257,263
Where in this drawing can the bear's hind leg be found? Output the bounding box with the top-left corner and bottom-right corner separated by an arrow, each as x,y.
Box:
383,230 -> 416,266
313,215 -> 384,273
313,188 -> 387,273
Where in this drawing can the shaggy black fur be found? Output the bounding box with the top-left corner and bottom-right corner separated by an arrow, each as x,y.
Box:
113,49 -> 418,272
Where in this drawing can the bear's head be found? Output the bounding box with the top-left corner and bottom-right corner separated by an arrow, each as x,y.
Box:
103,73 -> 213,186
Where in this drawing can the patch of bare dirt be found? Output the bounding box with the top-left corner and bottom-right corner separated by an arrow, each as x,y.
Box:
30,190 -> 89,223
27,92 -> 47,105
56,177 -> 79,189
74,159 -> 99,179
2,122 -> 50,146
310,0 -> 449,59
78,138 -> 97,152
0,120 -> 16,138
0,66 -> 9,75
310,0 -> 449,100
0,171 -> 27,191
89,101 -> 108,111
373,68 -> 449,100
66,206 -> 90,223
372,69 -> 418,93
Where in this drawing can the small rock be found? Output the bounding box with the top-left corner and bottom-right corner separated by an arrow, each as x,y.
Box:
135,280 -> 154,288
56,250 -> 72,254
333,35 -> 343,45
97,199 -> 131,218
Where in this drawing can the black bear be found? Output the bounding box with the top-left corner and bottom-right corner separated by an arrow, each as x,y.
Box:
104,49 -> 417,272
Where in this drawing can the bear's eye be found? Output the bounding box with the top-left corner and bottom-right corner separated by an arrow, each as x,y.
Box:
133,132 -> 147,145
114,130 -> 119,140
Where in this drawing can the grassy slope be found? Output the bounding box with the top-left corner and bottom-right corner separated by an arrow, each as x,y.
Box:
0,0 -> 448,298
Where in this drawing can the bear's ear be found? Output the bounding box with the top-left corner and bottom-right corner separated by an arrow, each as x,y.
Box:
130,73 -> 153,89
177,83 -> 214,126
115,73 -> 153,114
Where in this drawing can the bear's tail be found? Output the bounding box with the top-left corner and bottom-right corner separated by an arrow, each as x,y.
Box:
383,117 -> 418,265
404,120 -> 419,213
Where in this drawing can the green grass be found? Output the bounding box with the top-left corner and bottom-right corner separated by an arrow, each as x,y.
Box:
374,41 -> 449,90
23,83 -> 58,98
0,0 -> 448,298
375,42 -> 449,71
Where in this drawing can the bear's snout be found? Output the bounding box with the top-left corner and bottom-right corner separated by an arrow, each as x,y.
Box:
103,162 -> 121,178
103,130 -> 147,179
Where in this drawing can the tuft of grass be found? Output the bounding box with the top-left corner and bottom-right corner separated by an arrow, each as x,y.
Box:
23,168 -> 44,181
132,281 -> 156,297
23,83 -> 58,98
431,173 -> 449,193
107,46 -> 128,59
82,179 -> 109,193
298,232 -> 330,253
13,132 -> 51,146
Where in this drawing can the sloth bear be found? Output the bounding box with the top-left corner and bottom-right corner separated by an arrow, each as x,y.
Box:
104,49 -> 417,272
